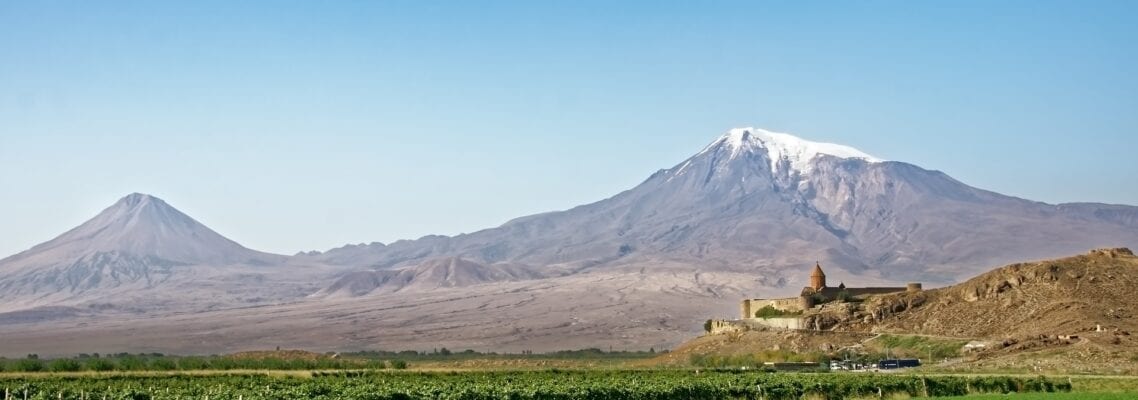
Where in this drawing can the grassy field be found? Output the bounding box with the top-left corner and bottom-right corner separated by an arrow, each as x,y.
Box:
0,370 -> 1085,399
934,394 -> 1136,400
1,355 -> 1136,399
869,334 -> 971,360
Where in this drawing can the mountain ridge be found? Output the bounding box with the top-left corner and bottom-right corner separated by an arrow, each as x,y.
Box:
0,126 -> 1136,354
306,128 -> 1138,287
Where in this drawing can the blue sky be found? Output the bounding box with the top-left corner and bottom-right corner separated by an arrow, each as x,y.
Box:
1,1 -> 1136,256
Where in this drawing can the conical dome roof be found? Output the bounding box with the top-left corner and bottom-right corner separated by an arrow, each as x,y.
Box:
811,262 -> 825,277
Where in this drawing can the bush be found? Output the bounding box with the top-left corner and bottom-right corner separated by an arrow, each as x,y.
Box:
49,359 -> 82,372
14,358 -> 43,372
390,359 -> 408,369
86,358 -> 116,372
875,334 -> 966,359
149,358 -> 177,371
754,305 -> 802,319
116,356 -> 147,371
176,357 -> 210,370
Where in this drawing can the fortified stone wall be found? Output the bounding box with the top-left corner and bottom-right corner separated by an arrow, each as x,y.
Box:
708,317 -> 805,334
724,264 -> 923,334
749,317 -> 804,330
741,298 -> 803,319
709,319 -> 748,334
844,287 -> 910,297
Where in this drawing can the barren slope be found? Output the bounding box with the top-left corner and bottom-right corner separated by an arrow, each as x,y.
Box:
0,266 -> 761,357
833,248 -> 1138,338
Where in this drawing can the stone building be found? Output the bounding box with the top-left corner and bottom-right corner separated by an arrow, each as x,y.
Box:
739,262 -> 921,319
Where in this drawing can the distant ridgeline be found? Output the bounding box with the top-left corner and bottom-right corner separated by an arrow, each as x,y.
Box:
709,263 -> 921,333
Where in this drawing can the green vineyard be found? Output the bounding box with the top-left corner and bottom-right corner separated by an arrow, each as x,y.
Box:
0,370 -> 1072,400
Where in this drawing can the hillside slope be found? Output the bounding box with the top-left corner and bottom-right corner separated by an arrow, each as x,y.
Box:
661,249 -> 1138,373
837,248 -> 1138,338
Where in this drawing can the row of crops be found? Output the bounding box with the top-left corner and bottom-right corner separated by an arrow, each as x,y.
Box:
0,370 -> 1072,400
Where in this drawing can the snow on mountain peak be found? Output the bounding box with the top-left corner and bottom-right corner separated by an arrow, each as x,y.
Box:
701,127 -> 884,174
117,192 -> 158,208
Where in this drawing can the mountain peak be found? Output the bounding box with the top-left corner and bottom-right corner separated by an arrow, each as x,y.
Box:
701,127 -> 884,174
0,193 -> 280,270
99,193 -> 193,232
113,192 -> 163,211
120,192 -> 156,203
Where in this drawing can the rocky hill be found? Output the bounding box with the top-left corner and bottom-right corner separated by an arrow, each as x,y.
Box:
816,248 -> 1138,339
663,249 -> 1138,373
785,248 -> 1138,373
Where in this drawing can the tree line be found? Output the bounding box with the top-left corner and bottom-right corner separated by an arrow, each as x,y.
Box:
0,353 -> 406,372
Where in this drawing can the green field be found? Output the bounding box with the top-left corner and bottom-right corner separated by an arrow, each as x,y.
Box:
935,394 -> 1136,400
0,370 -> 1081,400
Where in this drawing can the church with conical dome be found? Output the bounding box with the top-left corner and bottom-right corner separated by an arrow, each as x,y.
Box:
809,262 -> 826,291
738,262 -> 922,320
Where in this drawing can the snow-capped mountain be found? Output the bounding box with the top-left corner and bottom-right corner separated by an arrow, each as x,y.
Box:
311,127 -> 1138,285
690,127 -> 884,175
2,127 -> 1138,355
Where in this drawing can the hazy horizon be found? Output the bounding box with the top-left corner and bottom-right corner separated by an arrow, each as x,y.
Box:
3,1 -> 1136,257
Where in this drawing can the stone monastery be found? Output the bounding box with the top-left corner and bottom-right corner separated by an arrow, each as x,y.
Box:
740,262 -> 922,319
710,263 -> 921,333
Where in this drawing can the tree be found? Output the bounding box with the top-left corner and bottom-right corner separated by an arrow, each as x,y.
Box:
703,319 -> 714,333
14,358 -> 43,372
86,358 -> 115,372
49,359 -> 82,372
117,355 -> 147,371
149,358 -> 177,371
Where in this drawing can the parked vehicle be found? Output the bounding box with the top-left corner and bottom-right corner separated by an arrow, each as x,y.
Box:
876,359 -> 920,369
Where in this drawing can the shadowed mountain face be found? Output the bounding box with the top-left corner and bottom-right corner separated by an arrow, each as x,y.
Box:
315,257 -> 555,297
310,128 -> 1138,285
0,193 -> 290,309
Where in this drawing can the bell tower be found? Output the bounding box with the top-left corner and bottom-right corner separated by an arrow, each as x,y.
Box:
810,262 -> 826,291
